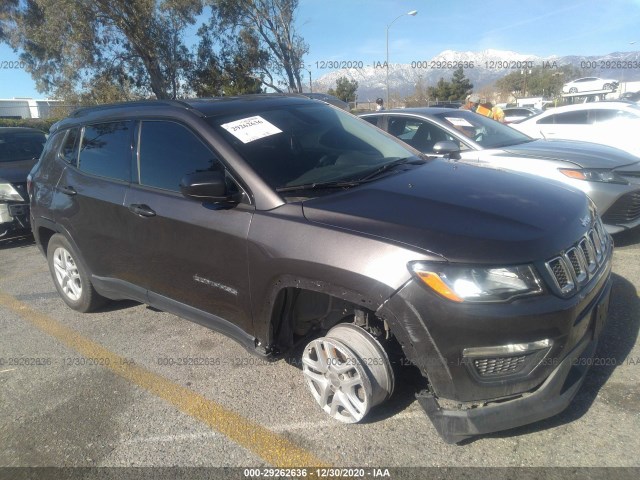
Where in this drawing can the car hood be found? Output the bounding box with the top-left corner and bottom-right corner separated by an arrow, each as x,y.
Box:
499,139 -> 640,169
0,158 -> 38,184
302,160 -> 593,264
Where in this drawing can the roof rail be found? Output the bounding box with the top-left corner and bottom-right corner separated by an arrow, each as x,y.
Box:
69,99 -> 200,118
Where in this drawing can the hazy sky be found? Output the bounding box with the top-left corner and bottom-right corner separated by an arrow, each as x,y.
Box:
1,0 -> 639,99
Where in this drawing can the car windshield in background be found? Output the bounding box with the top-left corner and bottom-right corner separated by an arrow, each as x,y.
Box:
208,104 -> 416,190
432,110 -> 533,149
0,131 -> 46,162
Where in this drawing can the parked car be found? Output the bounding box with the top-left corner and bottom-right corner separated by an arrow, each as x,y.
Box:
360,107 -> 640,233
0,127 -> 46,238
619,91 -> 640,104
502,106 -> 542,124
300,92 -> 350,111
30,96 -> 612,444
511,101 -> 640,157
562,77 -> 618,94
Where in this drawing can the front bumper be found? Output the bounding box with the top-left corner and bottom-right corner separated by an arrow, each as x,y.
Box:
416,278 -> 611,443
0,202 -> 31,237
376,225 -> 613,442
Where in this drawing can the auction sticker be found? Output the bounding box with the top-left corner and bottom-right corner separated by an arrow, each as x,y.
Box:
445,117 -> 474,127
221,116 -> 282,143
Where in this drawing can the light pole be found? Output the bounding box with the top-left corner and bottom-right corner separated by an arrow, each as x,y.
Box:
386,10 -> 418,108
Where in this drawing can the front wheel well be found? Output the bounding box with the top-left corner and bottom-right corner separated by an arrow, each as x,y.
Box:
269,287 -> 393,354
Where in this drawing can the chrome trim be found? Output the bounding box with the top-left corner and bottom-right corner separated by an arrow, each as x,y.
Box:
463,339 -> 552,358
546,256 -> 575,294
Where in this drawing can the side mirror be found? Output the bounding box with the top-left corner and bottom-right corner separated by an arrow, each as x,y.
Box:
179,171 -> 238,203
432,141 -> 461,160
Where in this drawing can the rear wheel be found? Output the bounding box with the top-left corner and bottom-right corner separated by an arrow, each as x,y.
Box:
47,234 -> 107,312
302,323 -> 394,423
569,87 -> 578,93
603,83 -> 611,90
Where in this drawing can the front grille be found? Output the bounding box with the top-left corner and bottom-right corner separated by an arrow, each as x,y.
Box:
545,218 -> 609,297
473,355 -> 527,376
602,191 -> 640,225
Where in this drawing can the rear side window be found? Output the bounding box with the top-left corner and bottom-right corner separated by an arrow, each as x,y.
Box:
59,128 -> 80,165
537,111 -> 590,125
78,121 -> 133,181
138,120 -> 222,192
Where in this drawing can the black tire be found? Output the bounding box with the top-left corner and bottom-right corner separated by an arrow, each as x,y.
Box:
569,87 -> 578,93
603,83 -> 611,90
46,233 -> 107,312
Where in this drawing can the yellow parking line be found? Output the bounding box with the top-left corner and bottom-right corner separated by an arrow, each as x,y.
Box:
0,291 -> 330,468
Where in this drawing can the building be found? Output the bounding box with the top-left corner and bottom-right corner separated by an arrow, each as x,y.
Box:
0,98 -> 63,119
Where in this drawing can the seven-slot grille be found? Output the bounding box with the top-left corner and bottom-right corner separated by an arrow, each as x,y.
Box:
545,219 -> 609,296
473,355 -> 528,377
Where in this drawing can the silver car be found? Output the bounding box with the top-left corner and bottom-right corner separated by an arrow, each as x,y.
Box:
360,108 -> 640,233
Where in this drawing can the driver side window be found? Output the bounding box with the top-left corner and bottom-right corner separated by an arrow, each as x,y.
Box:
388,118 -> 466,153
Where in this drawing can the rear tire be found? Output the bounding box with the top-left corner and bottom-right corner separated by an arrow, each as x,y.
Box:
47,234 -> 107,312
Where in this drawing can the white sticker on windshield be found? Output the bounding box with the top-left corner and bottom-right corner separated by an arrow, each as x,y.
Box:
445,117 -> 473,127
221,116 -> 282,143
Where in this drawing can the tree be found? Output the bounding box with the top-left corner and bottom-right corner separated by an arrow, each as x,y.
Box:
212,0 -> 308,93
495,65 -> 583,98
404,76 -> 429,107
449,67 -> 474,100
427,68 -> 473,101
2,0 -> 204,100
328,77 -> 358,103
189,21 -> 265,97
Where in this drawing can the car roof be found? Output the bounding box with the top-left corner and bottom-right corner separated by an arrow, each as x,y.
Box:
52,94 -> 316,132
361,107 -> 458,116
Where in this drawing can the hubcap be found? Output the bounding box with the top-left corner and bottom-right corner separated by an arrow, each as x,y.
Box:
52,247 -> 82,302
302,337 -> 372,423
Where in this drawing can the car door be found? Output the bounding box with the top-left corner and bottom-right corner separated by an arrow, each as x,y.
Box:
124,119 -> 254,333
53,121 -> 134,280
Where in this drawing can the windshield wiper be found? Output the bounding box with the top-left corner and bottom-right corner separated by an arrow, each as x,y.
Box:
275,180 -> 362,193
357,156 -> 426,181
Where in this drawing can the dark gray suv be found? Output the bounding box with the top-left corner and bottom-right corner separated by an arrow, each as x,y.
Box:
29,95 -> 612,443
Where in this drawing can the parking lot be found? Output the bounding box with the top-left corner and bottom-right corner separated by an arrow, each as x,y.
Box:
1,229 -> 639,477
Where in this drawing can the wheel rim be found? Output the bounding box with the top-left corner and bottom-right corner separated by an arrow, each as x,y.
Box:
302,337 -> 372,423
52,247 -> 82,302
603,84 -> 611,90
569,87 -> 577,93
326,324 -> 395,406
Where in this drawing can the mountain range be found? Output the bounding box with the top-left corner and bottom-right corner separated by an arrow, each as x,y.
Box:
311,49 -> 640,100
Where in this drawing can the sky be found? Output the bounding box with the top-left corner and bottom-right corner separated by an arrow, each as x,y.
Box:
1,0 -> 639,99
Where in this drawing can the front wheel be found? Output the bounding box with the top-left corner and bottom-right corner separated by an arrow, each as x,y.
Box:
47,234 -> 107,312
301,323 -> 394,423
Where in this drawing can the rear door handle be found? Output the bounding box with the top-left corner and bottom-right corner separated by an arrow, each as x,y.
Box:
59,185 -> 77,196
128,204 -> 156,217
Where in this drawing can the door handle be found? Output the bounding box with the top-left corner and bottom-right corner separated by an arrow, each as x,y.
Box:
128,204 -> 156,217
59,185 -> 77,196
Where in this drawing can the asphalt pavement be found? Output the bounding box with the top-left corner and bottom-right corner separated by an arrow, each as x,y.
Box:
0,230 -> 639,478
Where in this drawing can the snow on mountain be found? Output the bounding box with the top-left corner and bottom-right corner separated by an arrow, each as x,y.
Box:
312,49 -> 640,100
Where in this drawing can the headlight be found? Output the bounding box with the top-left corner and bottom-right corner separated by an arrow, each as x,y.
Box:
559,168 -> 628,185
409,263 -> 543,303
0,183 -> 25,202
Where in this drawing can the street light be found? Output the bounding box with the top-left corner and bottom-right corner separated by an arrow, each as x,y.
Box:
386,10 -> 418,108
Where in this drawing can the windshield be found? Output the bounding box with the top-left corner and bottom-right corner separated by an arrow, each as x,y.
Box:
432,110 -> 533,149
208,104 -> 417,189
0,131 -> 47,163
